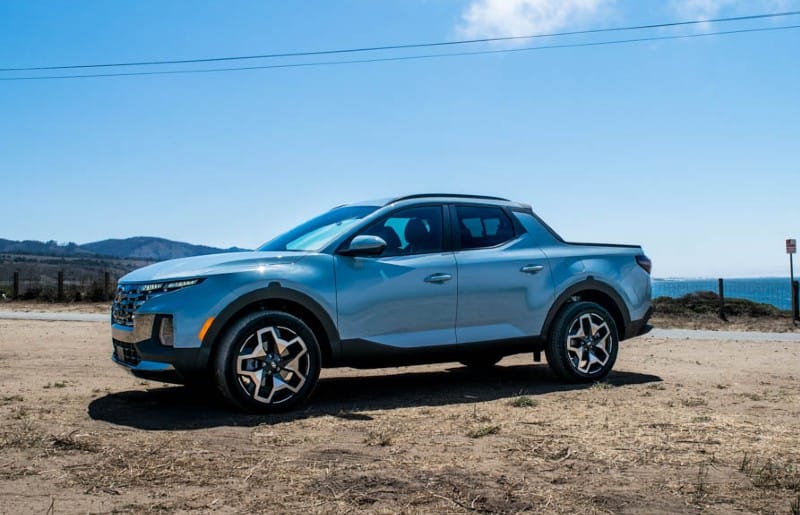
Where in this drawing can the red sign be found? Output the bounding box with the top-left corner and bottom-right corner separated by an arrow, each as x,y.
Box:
788,239 -> 797,254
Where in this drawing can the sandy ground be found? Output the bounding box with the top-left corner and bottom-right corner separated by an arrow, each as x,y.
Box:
0,320 -> 798,514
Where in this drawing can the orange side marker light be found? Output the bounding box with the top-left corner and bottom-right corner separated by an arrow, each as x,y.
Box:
198,317 -> 215,342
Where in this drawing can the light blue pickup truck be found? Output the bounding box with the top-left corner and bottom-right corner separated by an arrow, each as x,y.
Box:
111,194 -> 652,412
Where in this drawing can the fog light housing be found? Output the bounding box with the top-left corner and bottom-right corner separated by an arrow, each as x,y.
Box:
159,316 -> 174,347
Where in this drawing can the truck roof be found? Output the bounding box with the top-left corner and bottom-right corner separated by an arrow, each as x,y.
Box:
344,193 -> 529,209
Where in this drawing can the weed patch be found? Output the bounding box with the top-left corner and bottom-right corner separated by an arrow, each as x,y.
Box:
467,425 -> 500,439
740,454 -> 800,491
508,396 -> 537,408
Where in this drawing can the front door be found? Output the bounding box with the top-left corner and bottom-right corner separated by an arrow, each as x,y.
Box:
335,205 -> 458,352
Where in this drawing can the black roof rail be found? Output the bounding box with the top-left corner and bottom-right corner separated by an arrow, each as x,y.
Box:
388,193 -> 511,204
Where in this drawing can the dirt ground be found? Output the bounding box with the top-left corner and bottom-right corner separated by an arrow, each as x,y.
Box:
0,319 -> 798,514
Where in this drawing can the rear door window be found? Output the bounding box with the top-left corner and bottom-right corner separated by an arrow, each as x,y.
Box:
455,205 -> 516,250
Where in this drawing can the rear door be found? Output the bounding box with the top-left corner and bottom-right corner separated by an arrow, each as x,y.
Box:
451,204 -> 555,343
334,205 -> 458,350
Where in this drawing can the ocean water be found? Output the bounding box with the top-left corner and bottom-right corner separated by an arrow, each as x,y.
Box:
652,277 -> 795,310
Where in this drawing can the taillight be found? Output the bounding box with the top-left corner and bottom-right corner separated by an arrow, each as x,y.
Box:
636,255 -> 652,274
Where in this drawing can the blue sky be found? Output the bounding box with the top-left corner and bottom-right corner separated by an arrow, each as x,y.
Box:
0,0 -> 798,278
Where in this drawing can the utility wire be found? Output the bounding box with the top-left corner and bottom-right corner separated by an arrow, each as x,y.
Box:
1,10 -> 799,72
1,24 -> 798,81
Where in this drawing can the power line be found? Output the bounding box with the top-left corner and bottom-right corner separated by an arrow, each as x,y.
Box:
1,10 -> 799,72
2,24 -> 798,81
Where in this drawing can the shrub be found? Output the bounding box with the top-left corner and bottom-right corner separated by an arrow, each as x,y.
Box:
87,282 -> 107,302
19,287 -> 41,301
653,292 -> 783,317
37,286 -> 58,302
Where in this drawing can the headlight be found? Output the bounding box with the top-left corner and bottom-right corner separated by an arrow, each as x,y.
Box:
140,278 -> 204,293
164,279 -> 202,290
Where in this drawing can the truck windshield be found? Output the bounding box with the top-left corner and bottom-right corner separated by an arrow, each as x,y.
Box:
258,205 -> 378,252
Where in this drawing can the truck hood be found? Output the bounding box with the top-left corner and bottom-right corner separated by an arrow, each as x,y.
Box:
119,251 -> 311,283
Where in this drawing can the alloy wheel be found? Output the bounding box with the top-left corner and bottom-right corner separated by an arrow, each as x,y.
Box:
565,312 -> 613,375
236,326 -> 310,405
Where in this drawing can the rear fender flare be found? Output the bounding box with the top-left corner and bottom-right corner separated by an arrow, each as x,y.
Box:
541,278 -> 631,341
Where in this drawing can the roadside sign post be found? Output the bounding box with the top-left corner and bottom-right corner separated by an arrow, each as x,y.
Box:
788,239 -> 798,323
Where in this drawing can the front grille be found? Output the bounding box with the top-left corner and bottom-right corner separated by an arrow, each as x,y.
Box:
113,340 -> 141,366
111,285 -> 153,327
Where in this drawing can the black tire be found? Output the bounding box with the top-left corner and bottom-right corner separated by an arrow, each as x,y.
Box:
459,354 -> 503,369
212,311 -> 321,413
545,301 -> 619,383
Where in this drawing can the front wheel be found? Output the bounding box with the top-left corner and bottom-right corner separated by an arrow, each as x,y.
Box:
545,301 -> 619,382
212,311 -> 321,413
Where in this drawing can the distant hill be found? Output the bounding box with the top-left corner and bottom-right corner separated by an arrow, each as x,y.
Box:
0,237 -> 248,261
0,239 -> 95,257
82,237 -> 247,260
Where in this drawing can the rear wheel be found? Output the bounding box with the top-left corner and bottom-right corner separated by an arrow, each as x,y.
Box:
545,301 -> 618,382
212,311 -> 321,413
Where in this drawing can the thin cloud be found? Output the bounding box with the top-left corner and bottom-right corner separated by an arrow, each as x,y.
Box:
457,0 -> 616,41
670,0 -> 796,19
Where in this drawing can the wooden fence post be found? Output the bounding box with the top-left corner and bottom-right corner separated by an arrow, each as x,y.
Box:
12,271 -> 19,299
57,271 -> 65,301
718,278 -> 728,322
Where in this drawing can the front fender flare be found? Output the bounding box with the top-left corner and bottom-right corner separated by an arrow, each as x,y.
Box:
197,282 -> 341,369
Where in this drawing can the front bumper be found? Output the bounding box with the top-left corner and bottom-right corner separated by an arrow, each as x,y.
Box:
112,314 -> 201,383
111,353 -> 185,384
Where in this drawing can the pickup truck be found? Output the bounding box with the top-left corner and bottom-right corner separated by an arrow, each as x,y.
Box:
111,193 -> 652,412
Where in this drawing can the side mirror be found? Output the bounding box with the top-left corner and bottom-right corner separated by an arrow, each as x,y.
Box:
339,235 -> 387,256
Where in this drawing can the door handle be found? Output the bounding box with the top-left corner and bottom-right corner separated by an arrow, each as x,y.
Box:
520,264 -> 545,274
424,273 -> 453,284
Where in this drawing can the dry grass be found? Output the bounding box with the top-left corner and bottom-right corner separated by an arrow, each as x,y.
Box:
1,319 -> 799,513
363,429 -> 394,447
43,381 -> 68,389
588,381 -> 613,391
466,424 -> 501,439
507,395 -> 538,408
680,397 -> 708,407
740,454 -> 800,490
